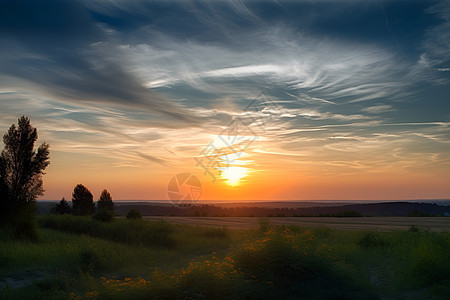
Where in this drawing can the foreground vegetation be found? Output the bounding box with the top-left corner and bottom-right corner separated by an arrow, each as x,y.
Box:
1,216 -> 449,299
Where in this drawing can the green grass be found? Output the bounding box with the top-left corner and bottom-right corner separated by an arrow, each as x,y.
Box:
1,216 -> 449,299
38,214 -> 175,248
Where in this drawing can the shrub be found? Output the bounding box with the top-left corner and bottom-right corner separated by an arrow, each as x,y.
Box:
358,232 -> 391,249
176,256 -> 244,298
233,228 -> 373,298
79,248 -> 104,273
409,233 -> 450,286
3,202 -> 40,241
92,209 -> 114,222
126,209 -> 142,220
408,225 -> 420,232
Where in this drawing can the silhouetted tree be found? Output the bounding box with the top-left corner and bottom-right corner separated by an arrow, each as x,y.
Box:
97,189 -> 114,211
72,184 -> 94,216
0,116 -> 50,239
0,156 -> 9,212
55,197 -> 71,214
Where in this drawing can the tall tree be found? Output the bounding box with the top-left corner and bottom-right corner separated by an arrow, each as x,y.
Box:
97,189 -> 114,211
0,116 -> 50,227
72,184 -> 94,216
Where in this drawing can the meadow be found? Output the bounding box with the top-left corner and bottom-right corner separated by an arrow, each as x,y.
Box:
144,216 -> 450,231
1,215 -> 449,299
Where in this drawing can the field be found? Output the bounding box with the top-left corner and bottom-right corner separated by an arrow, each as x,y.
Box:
1,215 -> 449,299
144,216 -> 450,231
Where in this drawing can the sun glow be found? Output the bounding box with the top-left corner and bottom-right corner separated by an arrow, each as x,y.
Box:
221,166 -> 248,186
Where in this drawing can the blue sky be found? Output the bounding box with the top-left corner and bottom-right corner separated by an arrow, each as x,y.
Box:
0,0 -> 449,200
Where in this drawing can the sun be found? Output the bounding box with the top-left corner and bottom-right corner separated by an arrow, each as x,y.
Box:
221,166 -> 248,186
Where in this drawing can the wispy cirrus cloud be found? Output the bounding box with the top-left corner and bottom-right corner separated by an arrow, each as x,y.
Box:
362,105 -> 395,114
0,0 -> 197,125
1,0 -> 449,200
411,1 -> 450,84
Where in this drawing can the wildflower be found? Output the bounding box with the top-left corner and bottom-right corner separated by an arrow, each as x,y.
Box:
85,291 -> 99,298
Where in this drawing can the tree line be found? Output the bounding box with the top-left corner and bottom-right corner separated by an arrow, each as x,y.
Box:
52,185 -> 115,221
53,186 -> 143,221
0,116 -> 142,240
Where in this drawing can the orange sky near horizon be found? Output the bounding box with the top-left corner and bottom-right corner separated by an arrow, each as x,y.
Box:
40,131 -> 450,202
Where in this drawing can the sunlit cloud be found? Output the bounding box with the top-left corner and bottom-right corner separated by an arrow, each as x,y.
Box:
0,0 -> 449,200
362,105 -> 395,114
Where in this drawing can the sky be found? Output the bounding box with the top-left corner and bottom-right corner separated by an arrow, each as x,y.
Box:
1,0 -> 449,202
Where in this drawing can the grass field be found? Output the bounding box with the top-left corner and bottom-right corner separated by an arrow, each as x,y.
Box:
1,215 -> 449,299
144,216 -> 450,231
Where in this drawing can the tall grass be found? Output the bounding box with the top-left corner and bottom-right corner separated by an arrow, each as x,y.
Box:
0,229 -> 168,275
38,215 -> 174,248
409,233 -> 450,287
233,227 -> 374,299
358,232 -> 391,249
2,218 -> 450,299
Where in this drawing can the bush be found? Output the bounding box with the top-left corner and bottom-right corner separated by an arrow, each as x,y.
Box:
80,248 -> 103,273
408,225 -> 420,232
175,256 -> 244,298
409,234 -> 450,286
234,228 -> 369,298
126,209 -> 142,220
6,202 -> 40,241
90,227 -> 372,299
92,209 -> 114,222
358,232 -> 391,249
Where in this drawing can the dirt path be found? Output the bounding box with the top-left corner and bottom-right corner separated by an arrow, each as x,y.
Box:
144,216 -> 450,231
0,269 -> 44,290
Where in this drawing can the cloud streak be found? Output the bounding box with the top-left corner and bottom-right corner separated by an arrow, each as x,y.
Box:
0,0 -> 449,200
0,0 -> 197,125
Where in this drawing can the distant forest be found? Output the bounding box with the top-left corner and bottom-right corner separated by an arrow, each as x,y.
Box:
38,201 -> 450,217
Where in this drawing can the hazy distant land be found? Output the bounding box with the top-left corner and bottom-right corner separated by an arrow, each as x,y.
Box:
38,200 -> 450,217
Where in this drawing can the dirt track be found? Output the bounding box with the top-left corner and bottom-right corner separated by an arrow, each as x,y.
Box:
144,216 -> 450,232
